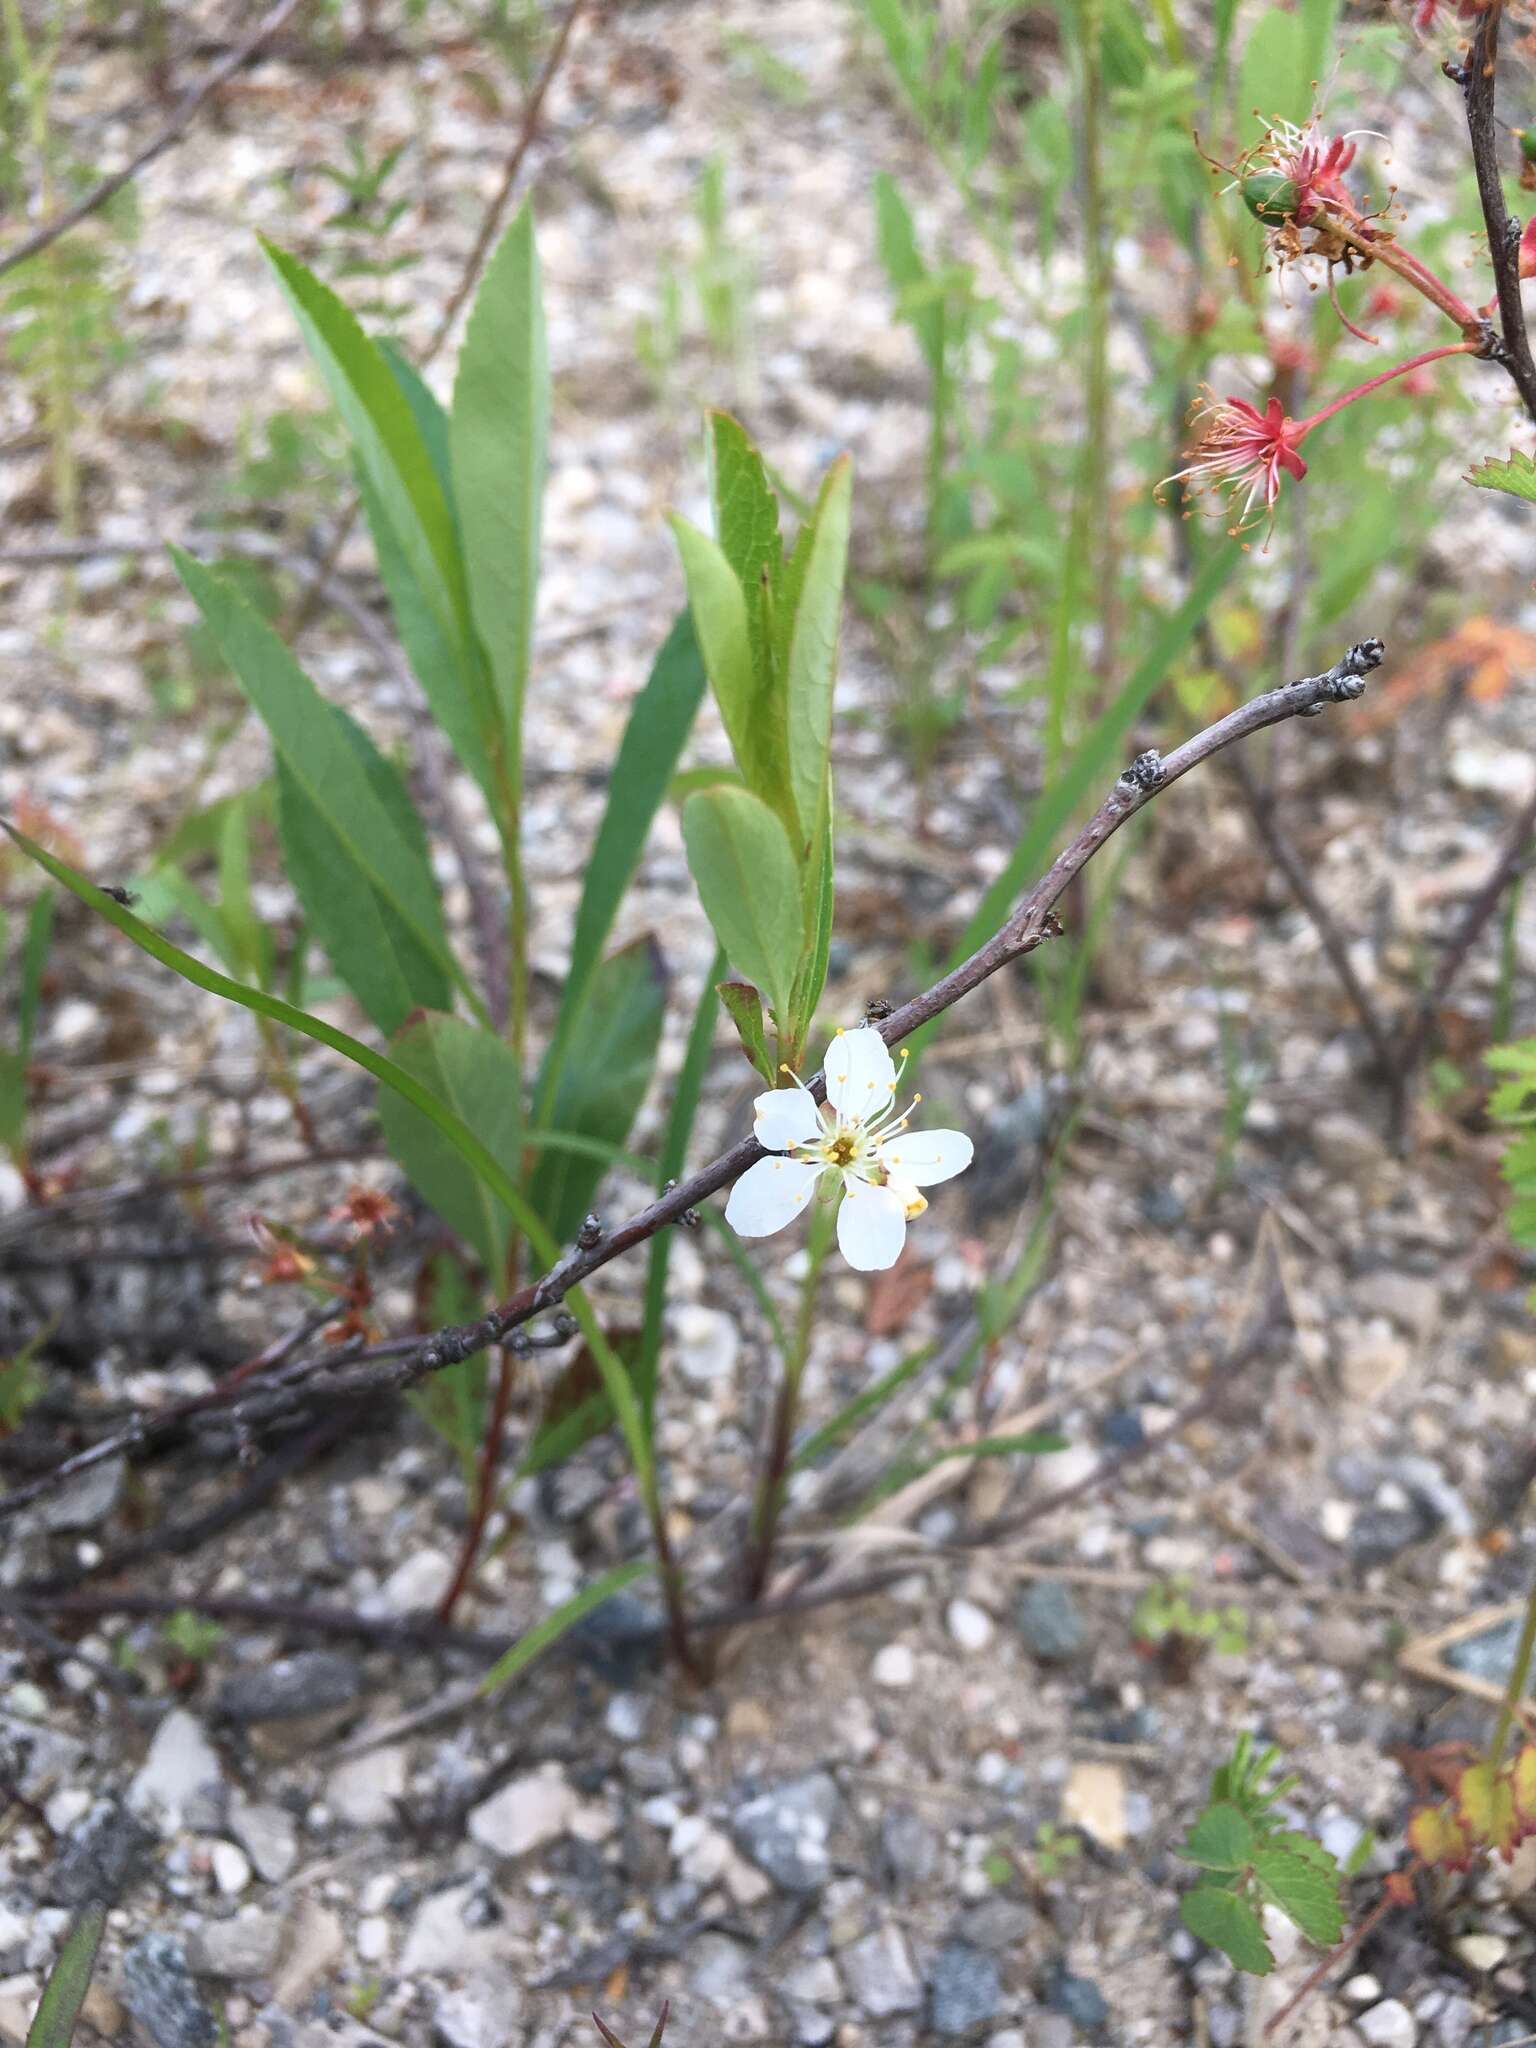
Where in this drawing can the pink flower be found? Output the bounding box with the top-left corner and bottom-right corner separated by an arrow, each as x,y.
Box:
1161,394 -> 1308,534
1520,218 -> 1536,281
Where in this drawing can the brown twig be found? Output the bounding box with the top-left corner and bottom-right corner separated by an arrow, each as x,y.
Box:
1392,775 -> 1536,1105
1460,2 -> 1536,424
65,642 -> 1386,1453
435,1347 -> 515,1624
0,0 -> 308,283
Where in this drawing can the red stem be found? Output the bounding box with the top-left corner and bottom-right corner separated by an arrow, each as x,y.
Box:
436,1345 -> 515,1624
1299,342 -> 1481,436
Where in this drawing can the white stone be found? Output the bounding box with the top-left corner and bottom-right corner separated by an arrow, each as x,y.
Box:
671,1304 -> 740,1389
605,1693 -> 648,1741
211,1841 -> 252,1896
1355,1998 -> 1416,2048
399,1885 -> 506,1977
946,1599 -> 994,1653
227,1800 -> 298,1884
1453,1932 -> 1506,1971
871,1643 -> 915,1688
1342,1974 -> 1383,2005
355,1917 -> 390,1964
326,1747 -> 408,1829
128,1710 -> 224,1835
272,1902 -> 344,2008
43,1789 -> 91,1836
467,1765 -> 575,1860
374,1549 -> 455,1615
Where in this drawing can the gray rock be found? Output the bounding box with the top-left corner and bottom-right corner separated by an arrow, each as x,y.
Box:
122,1933 -> 218,2048
733,1772 -> 840,1893
0,1712 -> 85,1799
1470,2025 -> 1531,2047
431,1967 -> 526,2048
128,1712 -> 224,1835
185,1910 -> 287,1980
1044,1967 -> 1109,2034
1353,1272 -> 1441,1340
958,1897 -> 1034,1951
213,1652 -> 361,1724
227,1798 -> 298,1884
1391,1457 -> 1474,1540
1015,1582 -> 1086,1663
1444,1614 -> 1526,1685
1348,1505 -> 1435,1569
839,1924 -> 924,2018
928,1941 -> 1002,2037
1432,1995 -> 1476,2048
0,1898 -> 29,1971
690,1932 -> 753,2005
37,1455 -> 124,1533
49,1798 -> 152,1907
567,1591 -> 664,1684
1030,2021 -> 1075,2048
399,1882 -> 507,1976
879,1805 -> 937,1888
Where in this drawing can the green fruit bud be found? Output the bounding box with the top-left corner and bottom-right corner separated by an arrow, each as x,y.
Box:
1518,128 -> 1536,165
1241,171 -> 1301,224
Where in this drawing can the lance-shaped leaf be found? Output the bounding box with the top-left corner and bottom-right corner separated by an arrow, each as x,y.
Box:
530,938 -> 668,1243
450,203 -> 548,768
783,455 -> 851,855
669,514 -> 788,818
718,979 -> 773,1081
26,1901 -> 105,2048
682,786 -> 803,1027
539,611 -> 705,1114
873,173 -> 943,372
708,410 -> 782,695
172,550 -> 467,1031
261,241 -> 469,659
377,1013 -> 523,1276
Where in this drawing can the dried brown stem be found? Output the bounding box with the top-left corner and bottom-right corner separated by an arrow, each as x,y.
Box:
0,0 -> 307,282
1462,2 -> 1536,424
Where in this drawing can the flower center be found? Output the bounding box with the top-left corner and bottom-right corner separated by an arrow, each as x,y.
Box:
828,1133 -> 858,1168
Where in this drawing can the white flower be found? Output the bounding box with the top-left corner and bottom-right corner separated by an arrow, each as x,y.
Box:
724,1024 -> 973,1272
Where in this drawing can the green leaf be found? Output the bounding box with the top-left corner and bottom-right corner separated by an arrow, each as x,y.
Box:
1180,1883 -> 1274,1975
357,465 -> 498,804
1253,1838 -> 1344,1947
261,240 -> 468,658
1177,1803 -> 1256,1873
173,550 -> 466,1031
638,955 -> 723,1416
377,1013 -> 522,1276
539,611 -> 706,1113
669,514 -> 786,813
450,202 -> 548,769
1467,449 -> 1536,502
784,456 -> 851,856
27,1901 -> 105,2048
789,816 -> 835,1043
479,1559 -> 655,1695
873,173 -> 942,372
6,824 -> 658,1498
530,937 -> 667,1243
718,979 -> 773,1081
682,786 -> 803,1026
15,893 -> 54,1064
708,411 -> 783,694
1238,9 -> 1305,134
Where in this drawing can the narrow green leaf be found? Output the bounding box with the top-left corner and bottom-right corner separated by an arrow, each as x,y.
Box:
173,549 -> 468,1030
793,1339 -> 935,1471
27,1901 -> 106,2048
1467,449 -> 1536,502
530,938 -> 668,1243
1177,1802 -> 1256,1873
708,410 -> 783,696
275,703 -> 455,1032
873,173 -> 942,371
682,786 -> 803,1026
718,979 -> 773,1082
357,466 -> 498,804
16,894 -> 54,1063
377,1014 -> 522,1277
1180,1883 -> 1274,1975
669,514 -> 787,813
450,202 -> 548,764
784,456 -> 851,855
789,816 -> 835,1044
539,611 -> 706,1113
478,1558 -> 655,1696
261,240 -> 468,655
1238,8 -> 1305,132
637,955 -> 723,1416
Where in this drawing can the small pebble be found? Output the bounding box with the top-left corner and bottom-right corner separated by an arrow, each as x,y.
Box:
872,1643 -> 916,1688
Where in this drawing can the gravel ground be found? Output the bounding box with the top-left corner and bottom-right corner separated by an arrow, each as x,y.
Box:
4,5 -> 1536,2047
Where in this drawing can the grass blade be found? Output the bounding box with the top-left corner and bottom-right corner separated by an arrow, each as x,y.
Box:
27,1901 -> 105,2048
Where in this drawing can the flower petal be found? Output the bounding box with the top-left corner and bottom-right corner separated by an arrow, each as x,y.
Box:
725,1156 -> 820,1238
751,1086 -> 824,1153
876,1128 -> 974,1188
824,1025 -> 895,1122
836,1177 -> 907,1271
